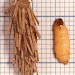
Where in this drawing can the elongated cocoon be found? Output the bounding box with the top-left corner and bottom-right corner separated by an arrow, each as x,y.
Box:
53,18 -> 70,64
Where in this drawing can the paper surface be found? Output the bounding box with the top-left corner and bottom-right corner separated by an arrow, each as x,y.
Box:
0,0 -> 75,75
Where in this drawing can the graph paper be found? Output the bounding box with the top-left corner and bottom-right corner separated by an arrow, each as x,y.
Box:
0,0 -> 75,75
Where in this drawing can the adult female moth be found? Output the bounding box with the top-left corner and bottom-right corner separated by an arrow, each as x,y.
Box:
53,18 -> 70,64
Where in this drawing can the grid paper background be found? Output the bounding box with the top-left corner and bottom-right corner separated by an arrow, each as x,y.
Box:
0,0 -> 75,75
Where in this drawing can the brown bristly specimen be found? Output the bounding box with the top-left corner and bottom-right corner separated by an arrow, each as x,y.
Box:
5,0 -> 40,75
